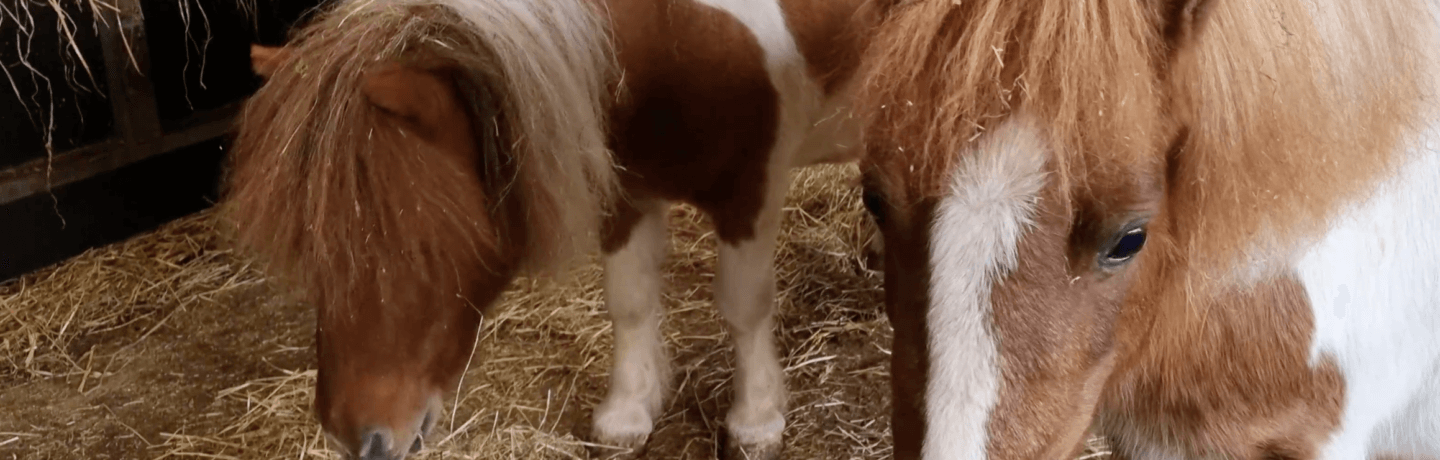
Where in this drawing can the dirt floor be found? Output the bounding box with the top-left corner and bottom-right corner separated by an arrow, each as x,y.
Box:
0,165 -> 920,460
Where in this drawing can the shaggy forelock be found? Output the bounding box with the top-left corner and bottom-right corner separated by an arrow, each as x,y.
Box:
854,0 -> 1438,282
223,0 -> 618,314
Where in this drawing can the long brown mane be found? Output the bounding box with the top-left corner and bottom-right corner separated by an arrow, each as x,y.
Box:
223,0 -> 618,312
856,0 -> 1436,279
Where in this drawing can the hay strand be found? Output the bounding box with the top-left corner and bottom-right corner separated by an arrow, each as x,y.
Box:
0,165 -> 1109,459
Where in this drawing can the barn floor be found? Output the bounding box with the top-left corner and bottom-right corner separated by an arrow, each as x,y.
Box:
0,165 -> 915,460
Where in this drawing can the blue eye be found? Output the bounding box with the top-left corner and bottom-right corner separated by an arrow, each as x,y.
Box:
1101,227 -> 1146,266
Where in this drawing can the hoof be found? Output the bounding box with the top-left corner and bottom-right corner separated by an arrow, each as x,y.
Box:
582,413 -> 650,460
586,444 -> 644,460
585,437 -> 647,460
717,429 -> 782,460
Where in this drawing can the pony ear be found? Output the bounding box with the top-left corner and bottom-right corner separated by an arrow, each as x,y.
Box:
361,64 -> 460,139
1160,0 -> 1216,47
250,44 -> 291,78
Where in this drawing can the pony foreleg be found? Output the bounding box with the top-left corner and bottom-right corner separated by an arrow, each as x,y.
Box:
715,182 -> 788,460
592,200 -> 671,454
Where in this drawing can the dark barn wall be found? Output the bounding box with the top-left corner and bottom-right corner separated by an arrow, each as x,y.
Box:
0,3 -> 115,169
142,0 -> 333,129
0,0 -> 332,281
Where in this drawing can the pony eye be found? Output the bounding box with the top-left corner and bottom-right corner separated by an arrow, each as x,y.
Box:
1101,227 -> 1147,267
862,189 -> 888,224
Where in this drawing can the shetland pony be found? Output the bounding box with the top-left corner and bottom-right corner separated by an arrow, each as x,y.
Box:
852,0 -> 1440,458
225,0 -> 874,459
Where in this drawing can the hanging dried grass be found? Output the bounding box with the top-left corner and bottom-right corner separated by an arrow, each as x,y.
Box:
1,0 -> 256,199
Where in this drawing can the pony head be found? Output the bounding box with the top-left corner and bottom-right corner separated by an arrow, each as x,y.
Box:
853,0 -> 1429,456
229,1 -> 615,457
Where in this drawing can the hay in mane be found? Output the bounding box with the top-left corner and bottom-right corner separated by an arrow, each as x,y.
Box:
855,0 -> 1164,199
854,0 -> 1437,278
222,0 -> 617,316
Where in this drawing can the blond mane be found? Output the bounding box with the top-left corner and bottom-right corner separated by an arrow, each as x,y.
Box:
855,0 -> 1437,280
856,0 -> 1165,197
1168,0 -> 1435,279
224,0 -> 618,311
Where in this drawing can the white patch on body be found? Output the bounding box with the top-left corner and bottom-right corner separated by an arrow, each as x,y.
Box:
680,0 -> 859,449
925,117 -> 1050,459
1368,358 -> 1440,457
689,0 -> 857,169
713,175 -> 789,448
1299,115 -> 1440,459
593,201 -> 671,447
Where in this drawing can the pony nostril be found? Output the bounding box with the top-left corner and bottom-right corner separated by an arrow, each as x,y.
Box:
357,430 -> 391,460
409,436 -> 423,454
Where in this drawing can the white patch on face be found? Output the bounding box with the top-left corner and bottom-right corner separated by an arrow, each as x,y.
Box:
925,116 -> 1050,459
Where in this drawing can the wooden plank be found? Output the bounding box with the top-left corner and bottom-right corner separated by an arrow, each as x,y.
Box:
100,0 -> 165,163
0,0 -> 248,206
0,138 -> 228,281
0,1 -> 115,169
0,102 -> 241,206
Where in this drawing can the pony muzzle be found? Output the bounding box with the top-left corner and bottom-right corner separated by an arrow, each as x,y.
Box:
329,394 -> 443,460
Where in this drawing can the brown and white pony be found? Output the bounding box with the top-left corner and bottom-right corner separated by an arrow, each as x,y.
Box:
853,0 -> 1440,458
225,0 -> 874,459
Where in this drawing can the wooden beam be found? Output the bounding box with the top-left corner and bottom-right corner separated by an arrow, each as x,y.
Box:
103,0 -> 165,157
0,0 -> 244,206
0,103 -> 241,205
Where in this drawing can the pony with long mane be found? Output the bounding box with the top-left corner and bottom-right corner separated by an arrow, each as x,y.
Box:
225,0 -> 874,458
853,0 -> 1440,458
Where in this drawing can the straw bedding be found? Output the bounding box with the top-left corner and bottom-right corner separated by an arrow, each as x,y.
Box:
0,163 -> 1113,459
3,4 -> 1112,458
0,164 -> 900,459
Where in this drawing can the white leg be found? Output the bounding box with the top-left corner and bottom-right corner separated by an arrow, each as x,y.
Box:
716,181 -> 787,458
592,201 -> 670,450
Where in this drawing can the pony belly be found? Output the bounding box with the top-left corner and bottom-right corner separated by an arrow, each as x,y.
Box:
1297,144 -> 1440,459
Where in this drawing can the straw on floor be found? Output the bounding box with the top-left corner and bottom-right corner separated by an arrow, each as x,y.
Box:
0,163 -> 1111,459
2,164 -> 898,460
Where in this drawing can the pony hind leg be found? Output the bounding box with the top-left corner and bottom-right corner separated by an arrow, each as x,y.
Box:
592,199 -> 672,455
712,178 -> 789,460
